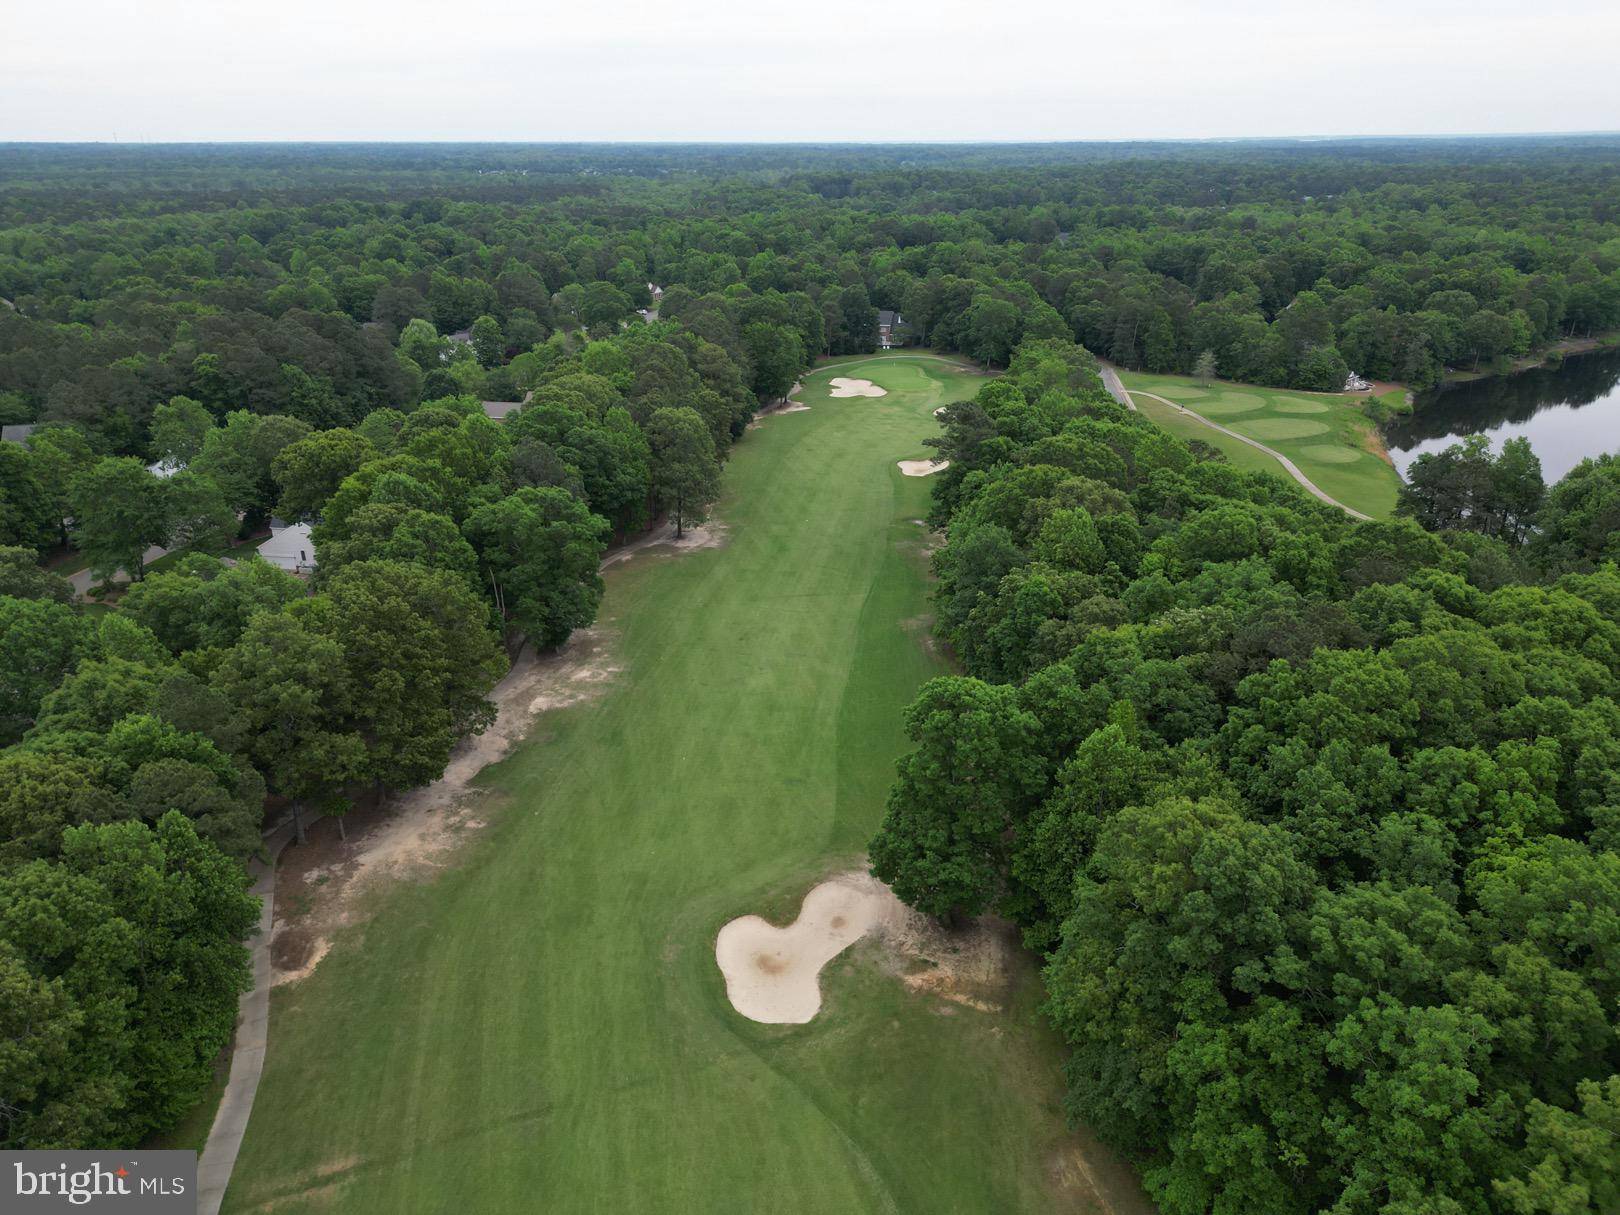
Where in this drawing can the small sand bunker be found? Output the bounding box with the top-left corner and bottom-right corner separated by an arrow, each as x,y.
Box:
898,458 -> 950,477
828,377 -> 887,398
716,873 -> 904,1023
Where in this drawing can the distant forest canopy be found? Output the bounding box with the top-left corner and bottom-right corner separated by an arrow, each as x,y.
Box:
4,139 -> 1620,455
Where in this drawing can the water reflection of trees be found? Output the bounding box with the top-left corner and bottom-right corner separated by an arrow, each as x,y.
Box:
1385,349 -> 1620,446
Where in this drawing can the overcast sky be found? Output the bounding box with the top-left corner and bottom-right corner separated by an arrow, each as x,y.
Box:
4,0 -> 1618,142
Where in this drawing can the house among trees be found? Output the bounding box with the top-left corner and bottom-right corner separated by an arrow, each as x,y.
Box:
482,400 -> 522,420
256,519 -> 316,574
877,310 -> 907,349
1,423 -> 37,444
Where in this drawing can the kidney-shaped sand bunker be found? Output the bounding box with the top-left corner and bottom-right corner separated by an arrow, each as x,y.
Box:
716,874 -> 904,1024
828,377 -> 887,398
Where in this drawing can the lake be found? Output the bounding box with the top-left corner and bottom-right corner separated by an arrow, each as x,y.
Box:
1383,347 -> 1620,484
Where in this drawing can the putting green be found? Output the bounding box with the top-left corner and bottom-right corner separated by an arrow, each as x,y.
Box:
1195,398 -> 1266,416
1232,417 -> 1331,441
1122,370 -> 1401,519
223,354 -> 1149,1215
1298,444 -> 1364,464
1153,384 -> 1209,400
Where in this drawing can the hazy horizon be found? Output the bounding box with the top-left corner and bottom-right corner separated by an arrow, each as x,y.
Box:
6,0 -> 1619,143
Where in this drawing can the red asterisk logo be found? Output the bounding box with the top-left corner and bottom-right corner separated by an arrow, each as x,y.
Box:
115,1167 -> 128,1178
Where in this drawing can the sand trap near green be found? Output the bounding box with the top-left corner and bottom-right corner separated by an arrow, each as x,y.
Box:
1274,399 -> 1331,414
225,352 -> 1153,1215
716,874 -> 904,1024
1233,417 -> 1331,440
1299,444 -> 1364,464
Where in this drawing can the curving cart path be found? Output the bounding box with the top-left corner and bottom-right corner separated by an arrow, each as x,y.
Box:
1128,387 -> 1372,521
196,819 -> 297,1215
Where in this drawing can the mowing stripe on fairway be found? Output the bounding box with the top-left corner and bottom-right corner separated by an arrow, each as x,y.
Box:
224,353 -> 1152,1215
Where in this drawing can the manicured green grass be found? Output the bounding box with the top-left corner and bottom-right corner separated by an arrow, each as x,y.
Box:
226,354 -> 1148,1215
1122,371 -> 1402,519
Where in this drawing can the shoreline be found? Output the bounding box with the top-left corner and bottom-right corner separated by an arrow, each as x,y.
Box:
1438,329 -> 1620,385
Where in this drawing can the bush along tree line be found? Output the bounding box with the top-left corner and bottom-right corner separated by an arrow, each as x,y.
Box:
0,309 -> 771,1150
870,334 -> 1620,1213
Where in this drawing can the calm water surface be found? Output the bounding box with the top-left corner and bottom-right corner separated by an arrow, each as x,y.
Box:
1384,348 -> 1620,482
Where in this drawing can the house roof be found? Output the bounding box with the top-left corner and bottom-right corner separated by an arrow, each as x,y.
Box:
482,400 -> 522,420
257,521 -> 316,566
1,424 -> 38,444
877,310 -> 898,329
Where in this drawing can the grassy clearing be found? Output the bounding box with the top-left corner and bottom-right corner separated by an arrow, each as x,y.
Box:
1122,370 -> 1401,519
226,354 -> 1148,1215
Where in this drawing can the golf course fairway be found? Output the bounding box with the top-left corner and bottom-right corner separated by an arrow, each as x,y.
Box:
224,353 -> 1151,1214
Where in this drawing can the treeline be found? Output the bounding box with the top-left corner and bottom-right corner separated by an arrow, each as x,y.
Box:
4,143 -> 1620,459
0,313 -> 766,1149
871,337 -> 1620,1211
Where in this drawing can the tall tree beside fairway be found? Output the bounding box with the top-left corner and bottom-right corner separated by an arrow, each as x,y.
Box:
742,322 -> 805,402
0,812 -> 257,1149
964,296 -> 1022,367
68,457 -> 170,582
304,559 -> 505,794
646,407 -> 720,538
1194,349 -> 1218,387
463,487 -> 609,654
869,677 -> 1046,920
212,611 -> 367,844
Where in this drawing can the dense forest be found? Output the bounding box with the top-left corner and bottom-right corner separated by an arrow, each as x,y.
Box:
4,138 -> 1620,461
1,143 -> 1618,1208
871,336 -> 1620,1211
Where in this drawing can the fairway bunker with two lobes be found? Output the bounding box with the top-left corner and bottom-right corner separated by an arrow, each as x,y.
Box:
828,376 -> 887,397
716,874 -> 904,1023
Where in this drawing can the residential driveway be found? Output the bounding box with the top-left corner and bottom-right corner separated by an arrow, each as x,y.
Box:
68,544 -> 169,598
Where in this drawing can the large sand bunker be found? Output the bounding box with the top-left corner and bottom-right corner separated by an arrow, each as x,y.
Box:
716,873 -> 904,1023
828,377 -> 886,398
716,871 -> 1018,1024
898,458 -> 950,476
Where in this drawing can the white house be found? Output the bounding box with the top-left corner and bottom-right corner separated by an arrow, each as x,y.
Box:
257,520 -> 316,574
